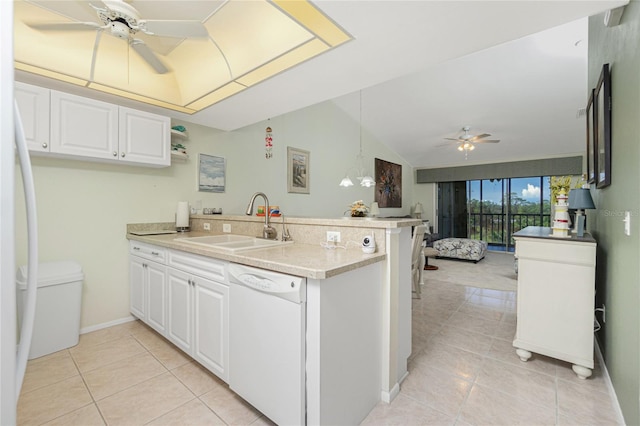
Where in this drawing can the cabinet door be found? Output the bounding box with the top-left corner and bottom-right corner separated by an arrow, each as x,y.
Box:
50,90 -> 118,159
146,261 -> 167,336
193,277 -> 228,381
119,107 -> 170,166
15,82 -> 50,152
129,256 -> 146,319
167,268 -> 193,354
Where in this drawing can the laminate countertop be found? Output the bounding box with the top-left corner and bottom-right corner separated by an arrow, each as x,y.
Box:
127,231 -> 387,280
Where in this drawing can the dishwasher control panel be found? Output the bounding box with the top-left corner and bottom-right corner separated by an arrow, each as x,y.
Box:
228,263 -> 305,303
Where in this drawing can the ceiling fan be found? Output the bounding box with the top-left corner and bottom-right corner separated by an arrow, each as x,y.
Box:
27,0 -> 209,74
442,126 -> 500,158
444,126 -> 501,145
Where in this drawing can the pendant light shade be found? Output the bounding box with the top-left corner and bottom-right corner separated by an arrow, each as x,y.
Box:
339,176 -> 354,187
339,91 -> 375,187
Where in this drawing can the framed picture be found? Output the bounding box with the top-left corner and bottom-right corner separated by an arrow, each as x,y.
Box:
374,158 -> 402,208
595,63 -> 611,189
198,154 -> 225,193
287,147 -> 310,194
585,89 -> 597,184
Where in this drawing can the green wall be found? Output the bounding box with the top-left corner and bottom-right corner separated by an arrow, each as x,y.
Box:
588,5 -> 640,424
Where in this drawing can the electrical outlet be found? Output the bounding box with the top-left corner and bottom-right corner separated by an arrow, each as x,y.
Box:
223,224 -> 231,233
327,231 -> 341,243
203,223 -> 211,231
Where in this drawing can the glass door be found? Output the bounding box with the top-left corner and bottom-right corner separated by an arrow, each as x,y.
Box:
437,181 -> 468,238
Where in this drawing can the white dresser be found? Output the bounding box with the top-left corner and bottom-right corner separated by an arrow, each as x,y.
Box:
512,226 -> 597,379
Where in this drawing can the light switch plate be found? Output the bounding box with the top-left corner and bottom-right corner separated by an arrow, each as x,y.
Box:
624,211 -> 631,236
223,224 -> 231,233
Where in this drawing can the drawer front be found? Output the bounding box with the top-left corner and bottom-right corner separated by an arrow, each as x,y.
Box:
515,237 -> 595,266
168,249 -> 227,282
130,241 -> 167,264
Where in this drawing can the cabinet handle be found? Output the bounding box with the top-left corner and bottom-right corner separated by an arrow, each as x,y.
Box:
121,152 -> 126,158
113,151 -> 118,157
133,247 -> 140,251
42,142 -> 48,149
151,251 -> 159,256
191,279 -> 196,286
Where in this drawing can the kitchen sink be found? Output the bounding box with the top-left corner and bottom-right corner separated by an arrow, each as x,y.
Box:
175,235 -> 292,252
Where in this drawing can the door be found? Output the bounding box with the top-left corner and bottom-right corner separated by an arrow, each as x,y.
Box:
129,256 -> 146,319
14,82 -> 50,152
50,90 -> 118,159
119,107 -> 170,166
166,268 -> 193,354
438,181 -> 468,238
146,261 -> 167,336
193,277 -> 228,381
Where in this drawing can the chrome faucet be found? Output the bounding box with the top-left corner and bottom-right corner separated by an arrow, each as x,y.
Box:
281,214 -> 292,242
245,192 -> 277,240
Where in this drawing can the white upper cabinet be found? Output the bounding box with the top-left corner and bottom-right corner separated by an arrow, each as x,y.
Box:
119,107 -> 170,166
50,90 -> 119,160
16,82 -> 170,167
14,82 -> 50,152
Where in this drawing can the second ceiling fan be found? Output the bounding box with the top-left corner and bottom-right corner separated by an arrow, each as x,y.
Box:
444,126 -> 500,157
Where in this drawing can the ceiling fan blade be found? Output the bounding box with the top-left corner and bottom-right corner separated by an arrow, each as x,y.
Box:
469,133 -> 491,141
444,137 -> 462,141
475,140 -> 501,144
139,20 -> 208,38
28,21 -> 105,31
130,39 -> 170,74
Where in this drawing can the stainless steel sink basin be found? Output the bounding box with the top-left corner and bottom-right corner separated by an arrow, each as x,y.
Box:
175,235 -> 292,252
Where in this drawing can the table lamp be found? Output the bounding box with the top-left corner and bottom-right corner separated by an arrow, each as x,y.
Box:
568,188 -> 595,237
414,202 -> 423,219
370,202 -> 380,217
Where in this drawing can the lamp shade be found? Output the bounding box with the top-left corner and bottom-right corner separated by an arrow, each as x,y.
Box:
568,189 -> 596,210
414,202 -> 423,214
370,202 -> 380,216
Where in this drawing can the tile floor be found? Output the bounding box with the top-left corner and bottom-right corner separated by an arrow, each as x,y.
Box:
18,264 -> 623,425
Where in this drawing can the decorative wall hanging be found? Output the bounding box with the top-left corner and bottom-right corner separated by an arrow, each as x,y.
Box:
198,154 -> 225,193
374,158 -> 402,208
265,125 -> 273,159
287,147 -> 310,194
595,63 -> 611,189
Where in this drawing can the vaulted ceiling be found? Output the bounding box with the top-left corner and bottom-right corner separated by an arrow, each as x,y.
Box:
15,0 -> 628,168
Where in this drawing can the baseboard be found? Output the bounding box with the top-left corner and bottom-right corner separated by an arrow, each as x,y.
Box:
595,339 -> 626,425
79,315 -> 137,335
380,382 -> 400,403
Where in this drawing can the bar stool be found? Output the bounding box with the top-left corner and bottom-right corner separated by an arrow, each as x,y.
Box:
423,247 -> 439,270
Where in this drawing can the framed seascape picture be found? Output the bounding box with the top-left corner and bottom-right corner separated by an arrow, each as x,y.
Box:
595,63 -> 611,189
585,89 -> 597,184
198,154 -> 225,193
374,158 -> 402,208
287,147 -> 310,194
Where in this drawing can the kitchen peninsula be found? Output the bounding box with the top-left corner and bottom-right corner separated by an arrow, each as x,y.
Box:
127,214 -> 420,424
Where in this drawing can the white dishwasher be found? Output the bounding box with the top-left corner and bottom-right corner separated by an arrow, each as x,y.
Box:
228,263 -> 306,426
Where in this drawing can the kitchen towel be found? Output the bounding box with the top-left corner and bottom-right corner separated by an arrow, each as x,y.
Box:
176,201 -> 190,228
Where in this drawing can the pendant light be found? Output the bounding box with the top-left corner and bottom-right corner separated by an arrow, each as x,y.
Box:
340,91 -> 375,187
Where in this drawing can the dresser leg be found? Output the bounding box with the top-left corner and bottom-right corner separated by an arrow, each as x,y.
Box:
515,348 -> 532,362
572,364 -> 593,379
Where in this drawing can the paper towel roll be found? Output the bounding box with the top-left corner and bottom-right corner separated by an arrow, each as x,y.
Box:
176,201 -> 190,229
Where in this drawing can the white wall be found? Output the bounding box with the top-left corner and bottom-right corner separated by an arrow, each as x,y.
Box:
14,91 -> 414,328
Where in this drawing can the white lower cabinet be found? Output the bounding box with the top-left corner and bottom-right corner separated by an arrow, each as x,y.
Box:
129,242 -> 167,336
129,242 -> 229,382
167,267 -> 229,380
